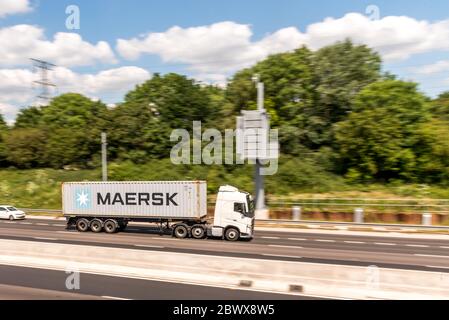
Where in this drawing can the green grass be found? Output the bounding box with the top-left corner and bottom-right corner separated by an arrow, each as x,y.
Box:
0,168 -> 100,208
0,159 -> 448,210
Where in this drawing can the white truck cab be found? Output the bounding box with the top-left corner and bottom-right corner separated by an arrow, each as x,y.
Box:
209,185 -> 255,241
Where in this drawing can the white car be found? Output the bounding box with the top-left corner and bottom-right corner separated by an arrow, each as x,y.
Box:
0,206 -> 26,220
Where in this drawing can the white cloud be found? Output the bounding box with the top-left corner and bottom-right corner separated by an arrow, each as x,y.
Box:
52,66 -> 151,96
303,14 -> 449,61
411,60 -> 449,75
0,24 -> 117,67
0,66 -> 151,122
0,0 -> 32,18
0,103 -> 19,125
117,22 -> 306,75
116,14 -> 449,84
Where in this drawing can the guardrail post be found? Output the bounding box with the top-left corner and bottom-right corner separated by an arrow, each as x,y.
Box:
422,213 -> 432,226
292,206 -> 301,221
354,208 -> 364,223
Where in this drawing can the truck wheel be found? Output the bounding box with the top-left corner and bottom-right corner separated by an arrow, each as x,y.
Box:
225,228 -> 240,241
104,220 -> 118,234
173,224 -> 188,239
191,225 -> 206,239
90,219 -> 103,233
76,218 -> 89,232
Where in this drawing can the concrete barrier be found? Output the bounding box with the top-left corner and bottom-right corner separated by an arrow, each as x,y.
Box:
0,239 -> 448,300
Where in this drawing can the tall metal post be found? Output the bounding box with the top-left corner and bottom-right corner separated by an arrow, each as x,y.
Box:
255,80 -> 266,215
101,132 -> 108,182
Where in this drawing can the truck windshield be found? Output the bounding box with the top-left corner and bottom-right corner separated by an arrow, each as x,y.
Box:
246,195 -> 255,218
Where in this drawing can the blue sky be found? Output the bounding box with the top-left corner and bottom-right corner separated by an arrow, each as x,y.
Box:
1,0 -> 449,121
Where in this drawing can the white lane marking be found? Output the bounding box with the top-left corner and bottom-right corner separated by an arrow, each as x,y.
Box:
53,224 -> 66,227
406,244 -> 429,248
262,254 -> 302,259
36,223 -> 49,226
150,237 -> 179,241
33,237 -> 57,241
101,296 -> 131,300
268,245 -> 303,249
315,239 -> 336,243
344,241 -> 366,244
439,246 -> 449,249
56,231 -> 78,234
414,254 -> 449,259
134,244 -> 164,249
19,222 -> 32,225
261,236 -> 280,240
426,265 -> 449,270
288,238 -> 307,241
374,242 -> 396,246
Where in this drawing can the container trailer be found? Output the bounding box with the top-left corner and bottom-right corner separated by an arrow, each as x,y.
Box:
63,181 -> 254,241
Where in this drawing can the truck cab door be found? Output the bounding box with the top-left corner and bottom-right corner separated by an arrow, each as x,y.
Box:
226,202 -> 251,233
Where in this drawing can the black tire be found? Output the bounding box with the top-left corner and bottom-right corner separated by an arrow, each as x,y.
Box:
191,225 -> 206,239
104,220 -> 118,233
173,224 -> 188,239
76,218 -> 90,232
9,215 -> 14,221
90,219 -> 103,233
225,227 -> 240,241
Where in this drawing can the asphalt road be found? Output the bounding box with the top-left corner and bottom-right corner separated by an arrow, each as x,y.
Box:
0,265 -> 307,300
1,218 -> 449,273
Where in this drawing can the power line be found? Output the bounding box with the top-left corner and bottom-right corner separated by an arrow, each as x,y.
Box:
31,58 -> 57,104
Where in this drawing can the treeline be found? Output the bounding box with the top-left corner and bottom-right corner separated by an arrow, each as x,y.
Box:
1,40 -> 448,184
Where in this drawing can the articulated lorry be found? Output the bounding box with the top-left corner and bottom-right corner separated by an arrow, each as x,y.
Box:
63,181 -> 255,241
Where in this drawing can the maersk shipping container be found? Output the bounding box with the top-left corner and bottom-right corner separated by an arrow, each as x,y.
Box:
62,181 -> 207,219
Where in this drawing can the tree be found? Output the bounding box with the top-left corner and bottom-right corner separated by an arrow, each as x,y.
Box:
415,118 -> 449,183
313,40 -> 382,123
110,73 -> 217,161
43,128 -> 93,168
41,93 -> 109,130
0,113 -> 9,166
123,73 -> 216,129
226,41 -> 382,152
430,91 -> 449,121
39,93 -> 109,168
14,106 -> 43,129
3,129 -> 47,168
335,80 -> 429,182
226,47 -> 316,153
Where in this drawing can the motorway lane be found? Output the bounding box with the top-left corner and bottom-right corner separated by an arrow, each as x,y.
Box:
0,265 -> 309,300
1,219 -> 449,272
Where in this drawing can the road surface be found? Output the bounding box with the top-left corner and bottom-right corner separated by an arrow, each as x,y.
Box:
1,218 -> 449,299
0,265 -> 310,300
0,218 -> 449,272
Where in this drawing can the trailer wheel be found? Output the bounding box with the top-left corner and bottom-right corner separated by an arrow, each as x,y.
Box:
104,220 -> 118,234
191,225 -> 206,239
76,218 -> 90,232
173,224 -> 188,239
90,219 -> 103,233
225,227 -> 240,241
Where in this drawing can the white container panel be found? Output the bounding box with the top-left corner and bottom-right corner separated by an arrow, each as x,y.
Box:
62,181 -> 207,219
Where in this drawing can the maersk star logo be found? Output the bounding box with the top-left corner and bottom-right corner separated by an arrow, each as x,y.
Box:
75,188 -> 92,209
